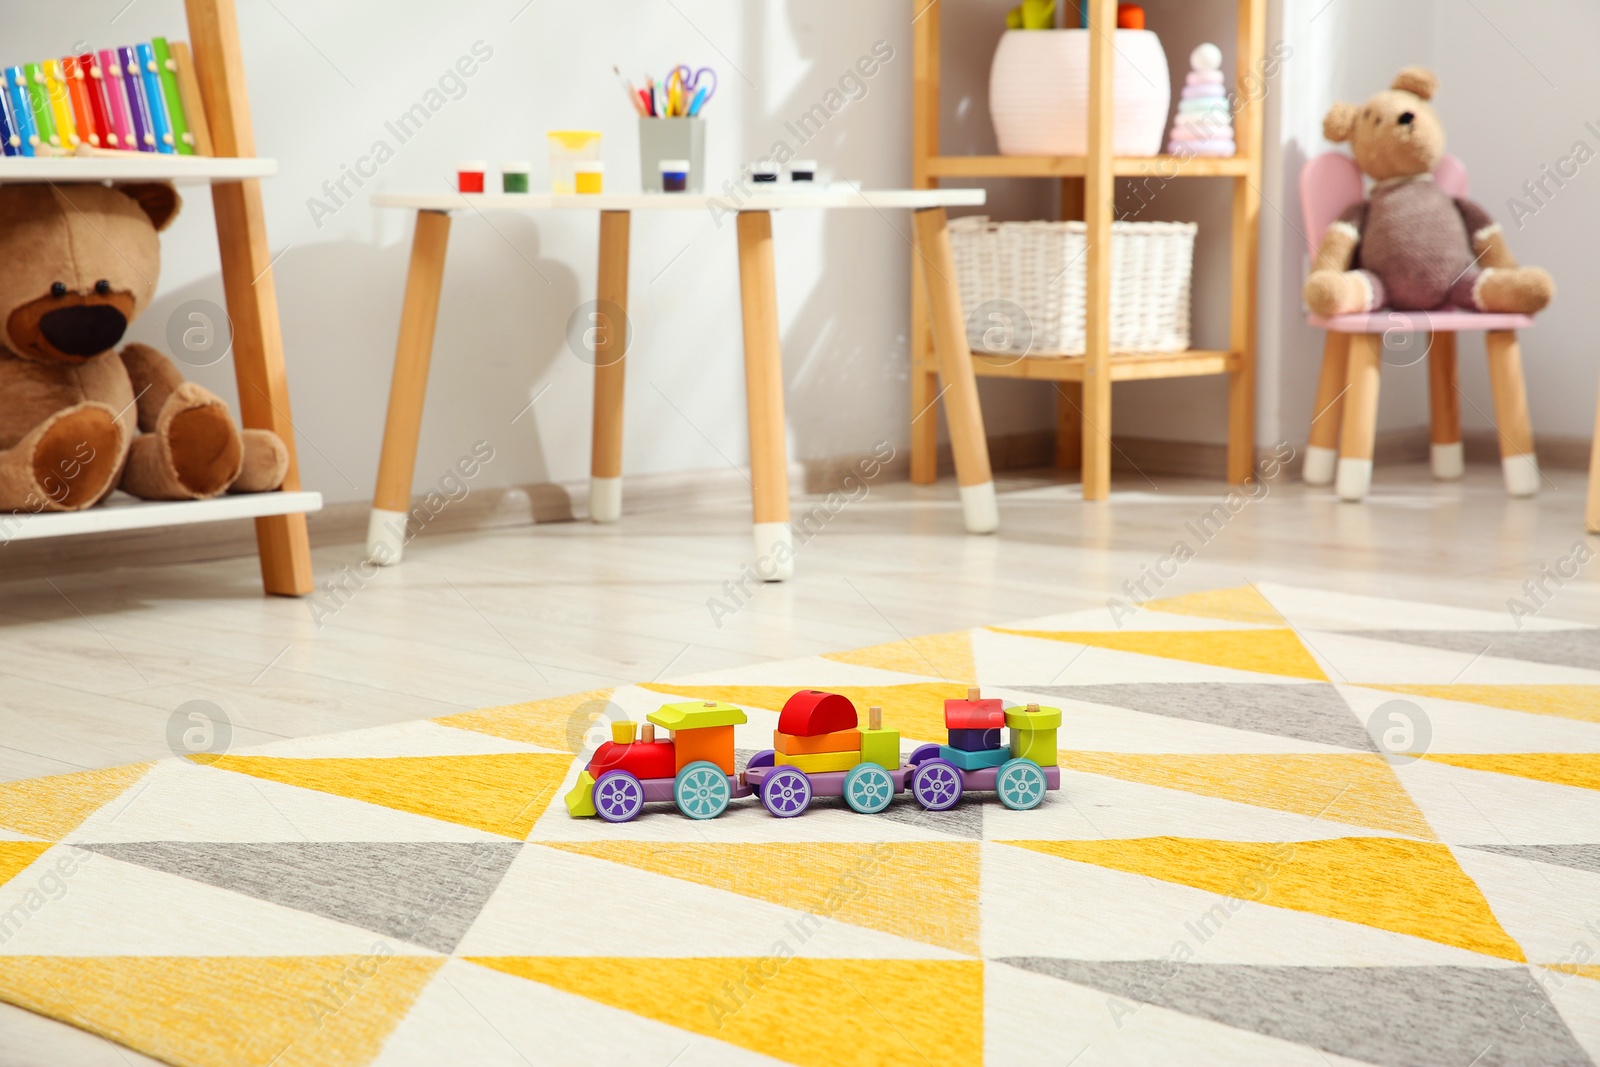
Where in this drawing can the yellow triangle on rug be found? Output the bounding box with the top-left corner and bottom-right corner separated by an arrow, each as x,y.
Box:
0,955 -> 442,1067
992,628 -> 1326,681
469,955 -> 984,1066
200,753 -> 573,839
822,630 -> 977,684
0,763 -> 153,841
1003,837 -> 1525,962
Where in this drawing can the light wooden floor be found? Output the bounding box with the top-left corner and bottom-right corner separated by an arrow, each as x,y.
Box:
2,463 -> 1597,1066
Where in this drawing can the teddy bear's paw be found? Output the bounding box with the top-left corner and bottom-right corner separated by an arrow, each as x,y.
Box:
1304,270 -> 1367,317
229,429 -> 290,494
122,386 -> 244,500
22,403 -> 126,511
1476,267 -> 1555,315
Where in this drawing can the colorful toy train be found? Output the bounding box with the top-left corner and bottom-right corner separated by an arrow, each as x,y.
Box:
563,687 -> 1061,822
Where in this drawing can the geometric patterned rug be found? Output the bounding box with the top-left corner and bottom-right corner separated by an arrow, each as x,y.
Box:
1,582 -> 1598,1066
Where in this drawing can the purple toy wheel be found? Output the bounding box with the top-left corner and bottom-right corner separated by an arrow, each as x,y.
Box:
911,758 -> 964,811
908,743 -> 942,766
593,770 -> 645,823
762,766 -> 813,818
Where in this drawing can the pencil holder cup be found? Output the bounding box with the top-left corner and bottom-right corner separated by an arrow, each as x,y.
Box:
639,118 -> 706,193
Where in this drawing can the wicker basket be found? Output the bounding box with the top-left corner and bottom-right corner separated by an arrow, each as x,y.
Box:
949,217 -> 1197,356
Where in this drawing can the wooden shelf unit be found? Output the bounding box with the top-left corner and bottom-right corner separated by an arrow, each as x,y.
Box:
910,0 -> 1266,500
0,0 -> 316,595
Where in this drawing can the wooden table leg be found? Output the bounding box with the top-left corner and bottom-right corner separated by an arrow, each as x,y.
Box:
1427,331 -> 1464,480
1336,333 -> 1383,502
1486,330 -> 1539,497
590,210 -> 631,523
913,207 -> 998,533
1304,331 -> 1350,486
910,254 -> 940,485
736,211 -> 794,581
369,209 -> 451,565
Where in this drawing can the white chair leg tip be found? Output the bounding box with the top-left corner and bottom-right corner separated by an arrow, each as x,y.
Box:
366,508 -> 408,566
1502,454 -> 1540,498
752,522 -> 794,582
589,476 -> 622,524
958,481 -> 1000,534
1431,442 -> 1465,481
1302,446 -> 1337,486
1336,458 -> 1373,502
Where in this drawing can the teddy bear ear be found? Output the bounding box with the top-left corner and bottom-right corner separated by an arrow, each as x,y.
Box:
1323,101 -> 1358,144
116,182 -> 182,232
1392,66 -> 1438,101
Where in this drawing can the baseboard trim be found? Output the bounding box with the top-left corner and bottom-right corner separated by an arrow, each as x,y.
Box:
2,427 -> 1590,580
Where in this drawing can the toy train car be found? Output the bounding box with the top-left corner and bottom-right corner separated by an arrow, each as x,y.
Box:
564,688 -> 1060,823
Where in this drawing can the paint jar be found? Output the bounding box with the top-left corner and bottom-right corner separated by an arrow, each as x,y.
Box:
457,160 -> 486,193
501,161 -> 530,193
659,159 -> 690,193
752,163 -> 779,183
789,159 -> 817,183
575,162 -> 605,195
547,130 -> 601,194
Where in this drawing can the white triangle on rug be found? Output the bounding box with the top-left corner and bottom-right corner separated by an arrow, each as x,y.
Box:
454,844 -> 960,960
979,842 -> 1507,967
986,957 -> 1379,1067
372,957 -> 783,1067
1256,582 -> 1595,633
1394,760 -> 1600,845
982,770 -> 1407,844
232,718 -> 559,759
643,657 -> 955,689
0,849 -> 436,956
65,759 -> 502,844
1312,631 -> 1600,686
1450,846 -> 1600,964
1339,684 -> 1600,753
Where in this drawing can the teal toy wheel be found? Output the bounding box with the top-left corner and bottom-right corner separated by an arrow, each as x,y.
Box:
996,758 -> 1047,811
842,762 -> 895,815
674,761 -> 732,820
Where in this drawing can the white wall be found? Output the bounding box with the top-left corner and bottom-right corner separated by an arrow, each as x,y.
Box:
10,1 -> 1591,510
12,0 -> 1030,507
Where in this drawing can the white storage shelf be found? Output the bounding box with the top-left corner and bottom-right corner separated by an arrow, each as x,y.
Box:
1,491 -> 322,543
0,156 -> 276,185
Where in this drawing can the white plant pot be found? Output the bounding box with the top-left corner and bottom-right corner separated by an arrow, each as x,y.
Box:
989,29 -> 1172,157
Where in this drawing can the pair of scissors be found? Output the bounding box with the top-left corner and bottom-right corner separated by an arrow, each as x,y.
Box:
667,65 -> 717,116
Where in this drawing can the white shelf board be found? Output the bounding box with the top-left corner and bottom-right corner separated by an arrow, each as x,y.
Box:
0,155 -> 277,185
372,187 -> 986,213
2,490 -> 322,543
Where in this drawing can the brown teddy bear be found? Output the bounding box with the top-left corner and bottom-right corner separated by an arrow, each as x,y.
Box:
1304,67 -> 1554,317
0,182 -> 288,514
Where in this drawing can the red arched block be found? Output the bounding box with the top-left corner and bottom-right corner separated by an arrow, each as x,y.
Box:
778,690 -> 859,737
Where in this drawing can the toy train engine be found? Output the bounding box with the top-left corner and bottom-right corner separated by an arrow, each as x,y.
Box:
564,700 -> 751,822
904,687 -> 1062,811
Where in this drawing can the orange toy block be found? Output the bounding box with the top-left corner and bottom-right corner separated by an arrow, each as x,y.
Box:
672,724 -> 736,775
774,729 -> 861,755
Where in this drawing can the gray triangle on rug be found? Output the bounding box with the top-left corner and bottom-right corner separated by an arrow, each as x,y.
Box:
82,841 -> 522,954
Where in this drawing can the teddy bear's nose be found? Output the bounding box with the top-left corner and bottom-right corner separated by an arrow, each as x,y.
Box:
38,305 -> 128,357
1398,111 -> 1415,126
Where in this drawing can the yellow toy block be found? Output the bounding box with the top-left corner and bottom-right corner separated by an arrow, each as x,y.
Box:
564,770 -> 597,817
611,721 -> 636,745
775,749 -> 860,773
1006,703 -> 1062,766
859,729 -> 900,770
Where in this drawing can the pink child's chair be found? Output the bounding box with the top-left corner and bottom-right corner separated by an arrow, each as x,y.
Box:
1299,153 -> 1539,500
